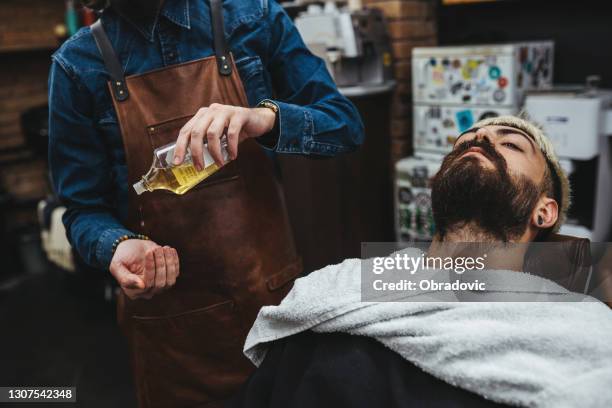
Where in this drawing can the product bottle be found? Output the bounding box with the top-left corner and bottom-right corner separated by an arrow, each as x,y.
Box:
133,139 -> 230,196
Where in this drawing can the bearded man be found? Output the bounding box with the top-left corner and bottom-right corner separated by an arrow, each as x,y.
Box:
230,116 -> 612,408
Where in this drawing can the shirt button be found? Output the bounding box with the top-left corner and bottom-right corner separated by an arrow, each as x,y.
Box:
168,52 -> 176,59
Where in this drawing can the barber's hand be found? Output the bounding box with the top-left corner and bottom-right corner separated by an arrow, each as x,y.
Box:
109,239 -> 180,300
174,103 -> 276,170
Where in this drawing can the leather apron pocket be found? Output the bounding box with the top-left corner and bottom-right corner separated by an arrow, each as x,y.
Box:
267,257 -> 302,292
130,299 -> 252,407
237,257 -> 303,332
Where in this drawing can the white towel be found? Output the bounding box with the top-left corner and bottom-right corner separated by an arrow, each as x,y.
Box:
244,253 -> 612,408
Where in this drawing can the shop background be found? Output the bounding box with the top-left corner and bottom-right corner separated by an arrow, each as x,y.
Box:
438,0 -> 612,87
2,1 -> 612,407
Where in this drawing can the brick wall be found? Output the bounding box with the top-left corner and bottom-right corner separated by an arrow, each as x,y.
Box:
0,0 -> 65,52
0,53 -> 51,152
363,0 -> 437,165
0,0 -> 64,149
0,0 -> 65,228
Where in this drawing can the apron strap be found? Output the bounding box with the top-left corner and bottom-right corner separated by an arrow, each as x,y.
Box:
91,1 -> 231,99
211,0 -> 233,76
91,19 -> 130,102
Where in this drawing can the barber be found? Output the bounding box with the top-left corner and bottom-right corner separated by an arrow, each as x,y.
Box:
48,0 -> 364,406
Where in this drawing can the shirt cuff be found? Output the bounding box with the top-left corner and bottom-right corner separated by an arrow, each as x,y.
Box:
253,99 -> 310,154
255,99 -> 349,156
95,227 -> 134,270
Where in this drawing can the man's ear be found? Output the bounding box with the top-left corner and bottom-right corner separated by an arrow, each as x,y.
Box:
531,196 -> 558,230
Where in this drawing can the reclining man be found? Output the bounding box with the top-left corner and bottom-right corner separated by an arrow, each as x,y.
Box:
230,116 -> 612,408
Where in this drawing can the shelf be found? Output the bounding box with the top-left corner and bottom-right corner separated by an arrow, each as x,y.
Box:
0,0 -> 67,54
0,43 -> 58,54
0,148 -> 36,166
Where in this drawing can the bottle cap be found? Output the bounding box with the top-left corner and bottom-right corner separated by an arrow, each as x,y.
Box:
133,181 -> 147,195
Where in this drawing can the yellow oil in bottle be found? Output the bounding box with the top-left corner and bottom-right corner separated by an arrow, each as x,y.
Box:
133,138 -> 229,196
137,162 -> 221,195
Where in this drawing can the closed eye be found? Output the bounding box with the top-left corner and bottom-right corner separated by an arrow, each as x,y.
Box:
502,142 -> 523,152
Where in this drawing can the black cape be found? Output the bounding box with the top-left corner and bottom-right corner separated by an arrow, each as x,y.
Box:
229,331 -> 508,408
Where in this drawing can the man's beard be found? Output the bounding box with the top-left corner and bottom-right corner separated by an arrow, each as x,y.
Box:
431,138 -> 542,242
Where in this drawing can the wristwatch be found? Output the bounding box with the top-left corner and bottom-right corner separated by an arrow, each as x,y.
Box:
257,99 -> 280,147
258,99 -> 279,114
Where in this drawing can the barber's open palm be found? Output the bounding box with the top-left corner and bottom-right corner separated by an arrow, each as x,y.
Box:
173,103 -> 276,170
109,239 -> 180,300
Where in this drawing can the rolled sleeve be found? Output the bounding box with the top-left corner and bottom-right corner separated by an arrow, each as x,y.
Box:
255,99 -> 312,154
274,100 -> 313,153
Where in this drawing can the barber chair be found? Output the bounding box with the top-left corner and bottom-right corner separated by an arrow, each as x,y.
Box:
523,233 -> 592,295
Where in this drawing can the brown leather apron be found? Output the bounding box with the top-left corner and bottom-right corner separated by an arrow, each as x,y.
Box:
91,2 -> 301,406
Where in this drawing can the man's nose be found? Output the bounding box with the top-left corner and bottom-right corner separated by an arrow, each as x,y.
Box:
474,127 -> 493,144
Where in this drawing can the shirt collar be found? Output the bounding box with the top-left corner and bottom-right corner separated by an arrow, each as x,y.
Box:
117,0 -> 191,42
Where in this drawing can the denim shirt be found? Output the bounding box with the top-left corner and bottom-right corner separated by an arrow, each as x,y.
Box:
48,0 -> 364,271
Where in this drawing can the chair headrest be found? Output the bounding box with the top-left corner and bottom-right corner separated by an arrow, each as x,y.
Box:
523,233 -> 592,293
545,233 -> 590,244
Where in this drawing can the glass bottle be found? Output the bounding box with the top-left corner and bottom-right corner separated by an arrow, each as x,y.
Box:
133,138 -> 230,196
